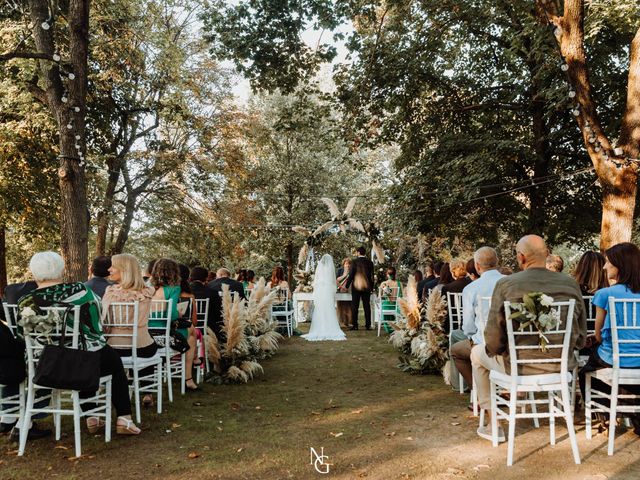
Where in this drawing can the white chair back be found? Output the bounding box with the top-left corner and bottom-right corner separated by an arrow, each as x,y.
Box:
195,298 -> 210,331
2,303 -> 19,332
446,292 -> 464,332
582,295 -> 596,334
101,301 -> 140,355
148,299 -> 173,347
379,286 -> 401,314
271,288 -> 290,310
608,297 -> 640,369
476,295 -> 492,340
503,300 -> 575,377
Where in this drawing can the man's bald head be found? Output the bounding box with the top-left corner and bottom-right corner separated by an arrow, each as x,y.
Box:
473,246 -> 499,274
216,268 -> 231,278
516,235 -> 548,269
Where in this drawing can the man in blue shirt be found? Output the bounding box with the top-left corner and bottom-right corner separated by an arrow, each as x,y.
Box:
450,247 -> 504,393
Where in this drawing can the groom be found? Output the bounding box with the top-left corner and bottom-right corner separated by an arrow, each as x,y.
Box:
345,246 -> 374,330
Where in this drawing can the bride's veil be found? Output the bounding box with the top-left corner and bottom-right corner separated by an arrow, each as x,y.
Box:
313,254 -> 336,302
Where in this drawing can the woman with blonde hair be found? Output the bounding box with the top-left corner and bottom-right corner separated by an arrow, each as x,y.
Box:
102,254 -> 158,408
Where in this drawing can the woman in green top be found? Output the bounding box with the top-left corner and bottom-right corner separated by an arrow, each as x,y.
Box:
378,266 -> 403,333
18,252 -> 141,435
150,258 -> 198,391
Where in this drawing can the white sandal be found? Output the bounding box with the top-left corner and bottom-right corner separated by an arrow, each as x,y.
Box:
116,416 -> 141,435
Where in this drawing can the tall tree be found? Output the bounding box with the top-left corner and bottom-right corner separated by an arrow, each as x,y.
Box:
537,0 -> 640,249
1,0 -> 90,280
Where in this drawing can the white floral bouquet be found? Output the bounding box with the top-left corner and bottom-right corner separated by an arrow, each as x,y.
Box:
293,270 -> 314,293
18,307 -> 60,341
508,292 -> 560,352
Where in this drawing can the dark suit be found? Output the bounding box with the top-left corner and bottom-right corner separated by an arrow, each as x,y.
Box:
206,277 -> 246,340
421,276 -> 440,299
1,281 -> 38,322
84,276 -> 112,299
345,256 -> 374,329
417,275 -> 435,302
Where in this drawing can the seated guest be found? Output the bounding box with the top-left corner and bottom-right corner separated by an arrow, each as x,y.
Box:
18,252 -> 142,435
268,266 -> 290,291
336,258 -> 352,327
573,251 -> 608,296
421,261 -> 442,300
441,259 -> 472,296
245,270 -> 256,291
417,262 -> 435,302
207,268 -> 246,341
149,259 -> 198,391
101,254 -> 158,407
1,280 -> 39,324
236,269 -> 247,283
206,270 -> 216,283
466,259 -> 479,281
85,255 -> 112,298
190,266 -> 216,325
414,270 -> 423,284
143,259 -> 157,286
431,262 -> 452,295
450,247 -> 504,395
578,242 -> 640,434
179,264 -> 200,383
470,235 -> 586,441
546,254 -> 564,273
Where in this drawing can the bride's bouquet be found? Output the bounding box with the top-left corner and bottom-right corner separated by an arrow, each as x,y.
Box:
389,277 -> 449,376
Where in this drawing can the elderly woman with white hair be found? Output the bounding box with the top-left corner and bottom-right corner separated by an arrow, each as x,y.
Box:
17,252 -> 141,436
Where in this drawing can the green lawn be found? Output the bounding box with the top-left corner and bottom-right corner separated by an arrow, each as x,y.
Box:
2,326 -> 640,479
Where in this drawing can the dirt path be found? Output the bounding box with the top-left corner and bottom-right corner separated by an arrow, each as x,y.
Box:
2,328 -> 640,479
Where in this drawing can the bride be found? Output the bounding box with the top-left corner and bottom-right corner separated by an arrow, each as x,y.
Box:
302,254 -> 346,341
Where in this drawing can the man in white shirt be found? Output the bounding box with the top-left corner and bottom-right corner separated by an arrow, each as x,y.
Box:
450,247 -> 504,392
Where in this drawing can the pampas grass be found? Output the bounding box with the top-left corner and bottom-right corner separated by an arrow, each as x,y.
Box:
207,278 -> 283,384
389,280 -> 449,377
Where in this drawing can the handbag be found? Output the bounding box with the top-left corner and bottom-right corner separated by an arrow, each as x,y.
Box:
0,321 -> 26,385
33,308 -> 101,391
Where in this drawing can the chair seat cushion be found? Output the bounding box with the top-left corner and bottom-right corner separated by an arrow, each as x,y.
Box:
490,369 -> 572,389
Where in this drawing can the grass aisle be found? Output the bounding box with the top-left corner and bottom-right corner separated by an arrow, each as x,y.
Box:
3,326 -> 640,479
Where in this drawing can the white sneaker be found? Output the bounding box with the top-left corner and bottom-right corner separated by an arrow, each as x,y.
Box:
477,425 -> 506,443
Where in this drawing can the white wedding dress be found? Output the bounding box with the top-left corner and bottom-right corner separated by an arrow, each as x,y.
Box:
302,254 -> 346,342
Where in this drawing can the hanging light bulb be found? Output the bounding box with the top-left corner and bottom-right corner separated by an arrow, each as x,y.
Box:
66,123 -> 73,129
588,137 -> 596,143
41,22 -> 50,30
74,107 -> 80,112
568,90 -> 576,98
561,64 -> 569,71
68,73 -> 75,80
75,135 -> 81,140
52,53 -> 61,62
614,147 -> 624,156
61,96 -> 68,103
572,109 -> 580,116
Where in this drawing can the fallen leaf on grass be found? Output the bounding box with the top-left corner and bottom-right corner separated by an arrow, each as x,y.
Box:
216,427 -> 223,432
311,411 -> 321,415
275,413 -> 281,417
407,388 -> 414,392
6,450 -> 18,456
384,432 -> 396,437
473,464 -> 490,472
171,423 -> 182,429
329,432 -> 344,438
406,437 -> 413,441
230,402 -> 241,411
237,448 -> 244,453
447,467 -> 464,475
255,406 -> 262,410
188,452 -> 200,459
350,409 -> 363,414
192,402 -> 203,407
54,445 -> 69,450
451,422 -> 461,426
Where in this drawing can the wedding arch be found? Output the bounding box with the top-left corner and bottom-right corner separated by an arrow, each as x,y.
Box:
291,197 -> 385,272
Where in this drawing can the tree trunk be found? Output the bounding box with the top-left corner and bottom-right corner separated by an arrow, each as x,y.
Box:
29,0 -> 90,281
0,226 -> 7,296
538,0 -> 639,250
110,195 -> 136,254
95,159 -> 121,256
